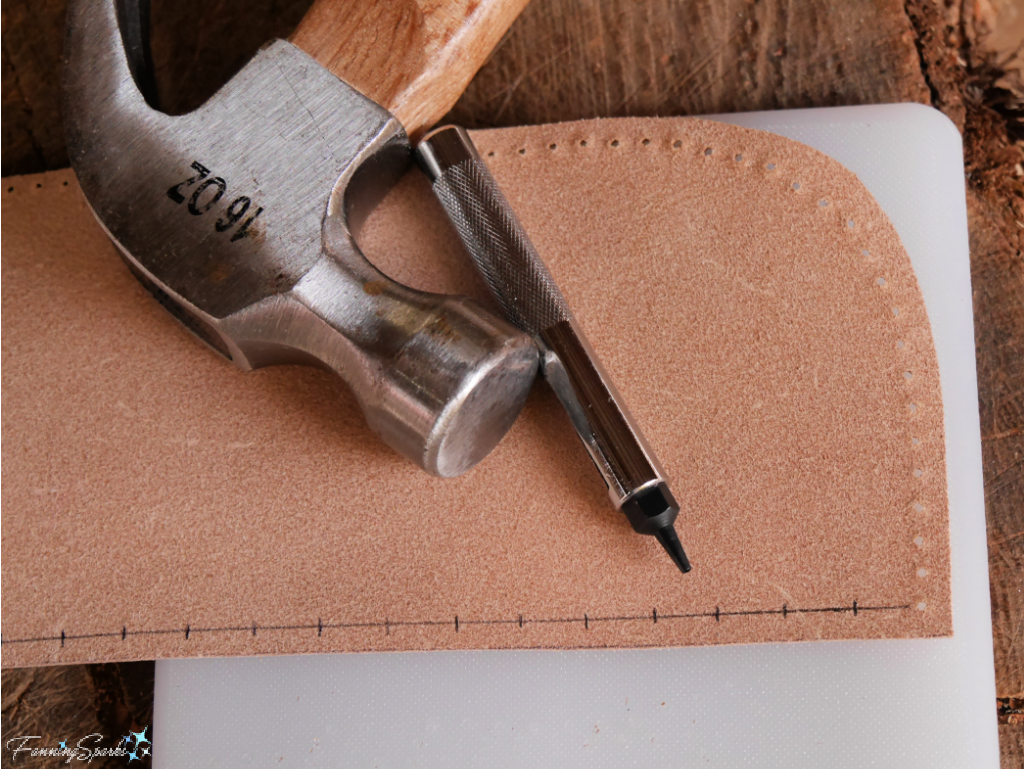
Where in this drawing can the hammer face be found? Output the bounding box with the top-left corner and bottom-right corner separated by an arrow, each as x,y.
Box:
63,0 -> 540,476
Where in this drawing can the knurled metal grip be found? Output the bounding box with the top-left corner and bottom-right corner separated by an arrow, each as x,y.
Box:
417,126 -> 678,525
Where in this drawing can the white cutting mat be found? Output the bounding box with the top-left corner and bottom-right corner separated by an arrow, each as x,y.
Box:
153,104 -> 999,768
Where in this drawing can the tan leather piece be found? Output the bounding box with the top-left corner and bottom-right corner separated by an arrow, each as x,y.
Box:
0,118 -> 950,668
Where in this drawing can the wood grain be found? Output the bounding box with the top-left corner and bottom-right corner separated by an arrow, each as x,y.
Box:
1,0 -> 69,174
448,0 -> 931,125
970,185 -> 1024,700
1,662 -> 154,767
148,0 -> 310,116
901,0 -> 1024,711
290,0 -> 532,138
1,0 -> 1021,763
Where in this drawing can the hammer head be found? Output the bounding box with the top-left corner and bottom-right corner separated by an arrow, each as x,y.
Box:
63,0 -> 538,477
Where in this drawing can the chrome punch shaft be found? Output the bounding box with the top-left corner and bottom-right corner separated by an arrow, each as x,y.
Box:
417,125 -> 691,574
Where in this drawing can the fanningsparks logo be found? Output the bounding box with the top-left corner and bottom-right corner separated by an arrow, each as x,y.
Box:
5,726 -> 151,763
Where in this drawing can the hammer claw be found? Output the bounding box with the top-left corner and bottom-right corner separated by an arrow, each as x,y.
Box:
63,0 -> 539,476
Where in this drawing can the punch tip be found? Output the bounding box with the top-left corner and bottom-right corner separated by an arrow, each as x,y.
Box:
654,525 -> 692,574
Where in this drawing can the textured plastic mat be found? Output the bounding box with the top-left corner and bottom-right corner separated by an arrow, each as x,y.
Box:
152,105 -> 997,768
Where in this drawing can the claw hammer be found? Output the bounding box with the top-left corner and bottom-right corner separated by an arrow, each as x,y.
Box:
63,0 -> 537,477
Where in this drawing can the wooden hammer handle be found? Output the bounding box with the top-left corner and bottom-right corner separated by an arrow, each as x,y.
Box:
290,0 -> 530,140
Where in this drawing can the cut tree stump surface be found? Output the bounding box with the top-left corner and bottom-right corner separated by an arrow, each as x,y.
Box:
2,1 -> 1021,766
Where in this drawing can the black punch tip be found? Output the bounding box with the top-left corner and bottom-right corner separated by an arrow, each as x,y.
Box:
621,484 -> 692,574
654,525 -> 692,574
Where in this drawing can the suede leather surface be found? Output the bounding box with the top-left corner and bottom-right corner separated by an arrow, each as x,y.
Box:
1,117 -> 950,667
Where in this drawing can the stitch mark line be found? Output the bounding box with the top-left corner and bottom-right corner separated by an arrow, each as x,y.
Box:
508,129 -> 938,628
9,142 -> 940,658
0,603 -> 910,648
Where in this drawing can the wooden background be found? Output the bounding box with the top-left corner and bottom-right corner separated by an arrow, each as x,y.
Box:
2,0 -> 1022,765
